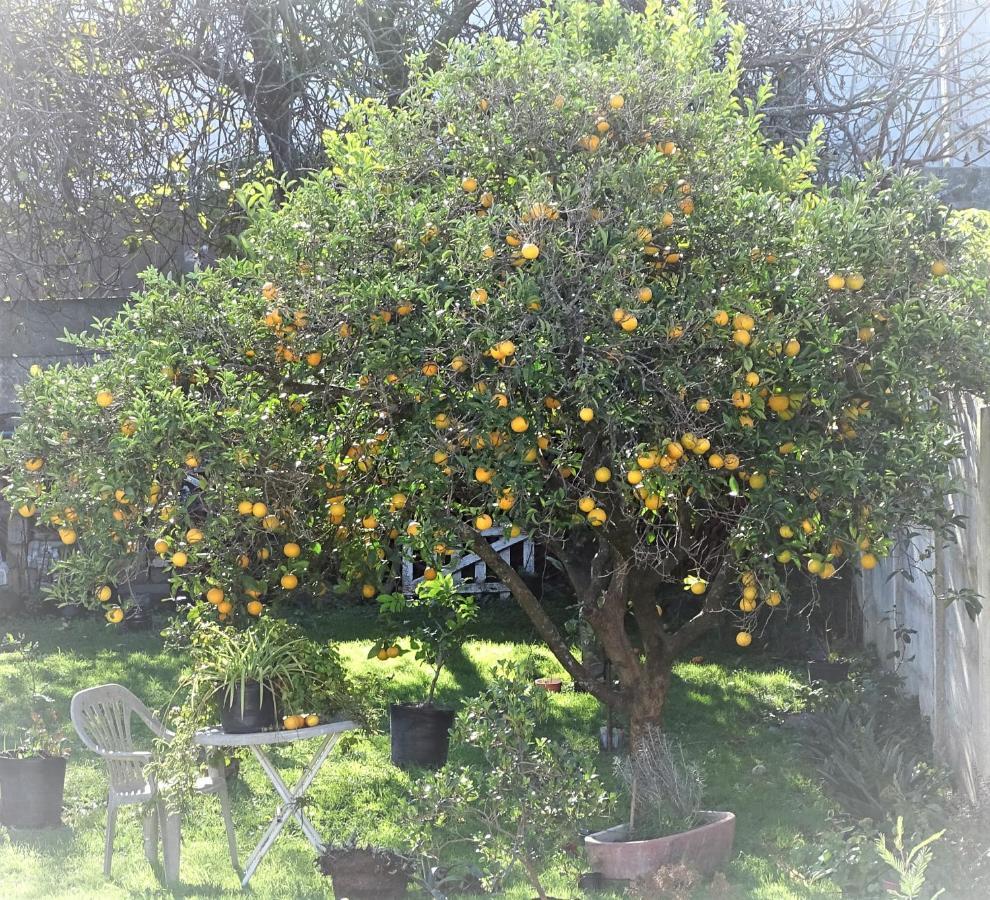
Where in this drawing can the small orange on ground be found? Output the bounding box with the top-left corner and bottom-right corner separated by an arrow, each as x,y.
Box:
283,715 -> 304,730
376,648 -> 389,661
305,714 -> 320,726
96,390 -> 114,408
387,646 -> 400,659
931,260 -> 948,277
306,352 -> 323,367
520,242 -> 540,260
847,273 -> 865,291
609,93 -> 624,109
713,310 -> 729,326
827,273 -> 846,291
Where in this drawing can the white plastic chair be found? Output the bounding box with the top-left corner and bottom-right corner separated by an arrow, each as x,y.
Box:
70,683 -> 238,881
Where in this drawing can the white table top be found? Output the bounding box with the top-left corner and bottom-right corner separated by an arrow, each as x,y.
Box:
193,719 -> 359,747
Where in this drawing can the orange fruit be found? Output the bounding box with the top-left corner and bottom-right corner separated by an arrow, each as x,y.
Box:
520,242 -> 540,260
376,648 -> 389,661
461,176 -> 478,192
280,573 -> 299,590
97,585 -> 113,603
827,273 -> 846,291
732,329 -> 751,347
171,551 -> 188,568
386,646 -> 400,659
217,600 -> 233,616
58,528 -> 77,545
305,714 -> 320,726
206,587 -> 225,605
784,339 -> 801,357
594,466 -> 612,483
931,260 -> 948,277
735,632 -> 752,647
96,390 -> 114,408
609,93 -> 624,109
251,502 -> 268,518
847,273 -> 865,291
106,607 -> 125,624
475,513 -> 493,530
247,600 -> 264,616
578,496 -> 597,513
282,715 -> 304,730
587,508 -> 607,527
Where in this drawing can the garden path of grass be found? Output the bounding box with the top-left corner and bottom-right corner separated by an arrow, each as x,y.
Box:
1,603 -> 853,898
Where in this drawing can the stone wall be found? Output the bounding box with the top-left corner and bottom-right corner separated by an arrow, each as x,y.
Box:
0,297 -> 125,600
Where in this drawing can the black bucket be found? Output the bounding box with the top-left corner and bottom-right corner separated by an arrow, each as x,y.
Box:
0,756 -> 67,828
220,680 -> 278,733
807,660 -> 850,683
389,703 -> 455,769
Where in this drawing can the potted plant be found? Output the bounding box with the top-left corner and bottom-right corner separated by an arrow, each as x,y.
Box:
585,727 -> 735,881
409,668 -> 612,900
0,634 -> 70,828
317,835 -> 412,898
182,615 -> 360,732
377,574 -> 477,768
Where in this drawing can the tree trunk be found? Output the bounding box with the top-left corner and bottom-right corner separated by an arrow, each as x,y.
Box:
628,669 -> 671,751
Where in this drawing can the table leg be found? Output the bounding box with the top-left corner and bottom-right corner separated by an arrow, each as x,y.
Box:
239,735 -> 340,887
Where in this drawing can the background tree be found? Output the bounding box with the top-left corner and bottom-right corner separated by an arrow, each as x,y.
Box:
4,0 -> 990,741
0,0 -> 534,301
2,0 -> 988,302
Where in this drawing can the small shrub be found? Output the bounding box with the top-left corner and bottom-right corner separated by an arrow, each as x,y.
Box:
617,726 -> 704,839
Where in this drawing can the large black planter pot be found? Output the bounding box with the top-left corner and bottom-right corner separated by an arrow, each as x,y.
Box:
807,660 -> 850,683
390,702 -> 455,769
318,847 -> 411,898
219,680 -> 278,734
0,756 -> 67,828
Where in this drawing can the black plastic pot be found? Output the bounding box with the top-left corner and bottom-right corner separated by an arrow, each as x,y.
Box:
389,702 -> 455,769
807,660 -> 850,683
318,847 -> 411,898
0,755 -> 66,828
219,680 -> 278,734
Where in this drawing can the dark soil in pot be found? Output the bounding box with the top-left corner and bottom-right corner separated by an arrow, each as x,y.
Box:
0,755 -> 66,828
219,680 -> 278,733
317,846 -> 410,898
389,702 -> 455,769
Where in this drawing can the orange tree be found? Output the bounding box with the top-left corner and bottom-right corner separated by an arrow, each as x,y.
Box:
4,0 -> 990,738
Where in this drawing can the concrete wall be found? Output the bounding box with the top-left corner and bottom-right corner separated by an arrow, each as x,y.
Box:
857,395 -> 990,798
0,296 -> 126,423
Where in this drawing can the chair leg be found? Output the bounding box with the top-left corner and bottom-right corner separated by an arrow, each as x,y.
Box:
158,799 -> 181,886
104,800 -> 118,878
143,802 -> 159,867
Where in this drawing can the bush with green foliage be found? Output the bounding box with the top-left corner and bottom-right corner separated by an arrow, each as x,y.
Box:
409,670 -> 611,900
4,0 -> 990,739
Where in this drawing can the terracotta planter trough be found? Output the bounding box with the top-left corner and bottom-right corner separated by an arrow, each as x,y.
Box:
584,811 -> 735,881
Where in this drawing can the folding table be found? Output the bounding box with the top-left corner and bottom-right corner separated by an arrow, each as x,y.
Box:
194,719 -> 358,887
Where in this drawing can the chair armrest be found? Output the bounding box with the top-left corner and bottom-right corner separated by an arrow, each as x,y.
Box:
99,750 -> 154,763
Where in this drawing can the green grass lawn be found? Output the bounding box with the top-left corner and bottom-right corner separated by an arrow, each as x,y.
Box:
0,602 -> 890,898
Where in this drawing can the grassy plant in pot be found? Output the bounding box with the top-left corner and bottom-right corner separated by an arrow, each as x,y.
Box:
585,727 -> 735,881
410,669 -> 612,900
376,574 -> 477,769
183,617 -> 313,733
0,634 -> 70,828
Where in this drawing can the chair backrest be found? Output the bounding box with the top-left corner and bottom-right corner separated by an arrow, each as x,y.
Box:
71,683 -> 166,793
